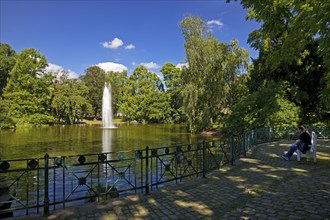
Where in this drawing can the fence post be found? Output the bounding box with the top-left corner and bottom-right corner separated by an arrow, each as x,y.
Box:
145,146 -> 149,194
230,134 -> 234,166
202,141 -> 206,178
44,154 -> 49,216
243,133 -> 247,157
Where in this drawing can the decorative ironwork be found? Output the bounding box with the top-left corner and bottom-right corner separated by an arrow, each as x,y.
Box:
117,152 -> 125,160
55,157 -> 63,167
78,177 -> 86,185
0,161 -> 10,171
165,164 -> 171,171
135,150 -> 142,159
164,147 -> 170,154
28,159 -> 38,169
176,152 -> 184,164
119,172 -> 125,179
151,149 -> 158,157
78,155 -> 86,164
99,153 -> 106,162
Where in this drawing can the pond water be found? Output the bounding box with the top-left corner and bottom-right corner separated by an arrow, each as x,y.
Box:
0,124 -> 215,160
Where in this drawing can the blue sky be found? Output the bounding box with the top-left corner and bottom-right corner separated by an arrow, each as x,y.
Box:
0,0 -> 260,78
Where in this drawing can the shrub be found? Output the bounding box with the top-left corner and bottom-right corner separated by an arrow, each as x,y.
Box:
0,113 -> 16,129
27,114 -> 55,126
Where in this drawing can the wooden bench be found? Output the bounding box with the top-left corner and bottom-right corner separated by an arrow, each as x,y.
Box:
296,131 -> 317,163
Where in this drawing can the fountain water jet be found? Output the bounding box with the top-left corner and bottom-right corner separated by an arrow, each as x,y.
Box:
102,83 -> 116,128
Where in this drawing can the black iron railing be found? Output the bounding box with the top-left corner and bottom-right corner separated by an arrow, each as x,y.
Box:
0,126 -> 328,218
0,140 -> 233,218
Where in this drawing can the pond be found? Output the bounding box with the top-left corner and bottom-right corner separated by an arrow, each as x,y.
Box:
0,124 -> 215,160
0,124 -> 224,217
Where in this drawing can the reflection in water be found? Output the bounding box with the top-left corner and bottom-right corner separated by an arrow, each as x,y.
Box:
0,124 -> 216,159
102,128 -> 114,160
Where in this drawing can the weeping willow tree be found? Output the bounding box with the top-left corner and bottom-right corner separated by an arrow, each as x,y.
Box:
179,15 -> 249,133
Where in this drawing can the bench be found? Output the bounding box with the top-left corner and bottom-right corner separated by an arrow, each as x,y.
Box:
296,131 -> 317,163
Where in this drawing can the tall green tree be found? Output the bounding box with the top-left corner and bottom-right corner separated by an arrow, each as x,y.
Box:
2,48 -> 54,125
160,63 -> 185,123
223,40 -> 249,109
248,42 -> 326,123
81,66 -> 106,119
0,43 -> 17,98
119,66 -> 171,123
0,43 -> 17,128
180,16 -> 248,132
105,70 -> 128,117
180,16 -> 225,132
51,71 -> 92,124
225,81 -> 300,133
229,0 -> 330,120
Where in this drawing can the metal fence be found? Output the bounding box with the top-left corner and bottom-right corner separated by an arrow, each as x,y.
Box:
0,126 -> 328,218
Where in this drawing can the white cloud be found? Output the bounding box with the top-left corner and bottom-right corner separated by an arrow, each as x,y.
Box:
132,61 -> 136,66
125,44 -> 135,49
176,63 -> 189,70
101,37 -> 124,49
96,62 -> 128,72
67,70 -> 79,79
45,63 -> 79,79
207,19 -> 224,29
46,63 -> 63,73
140,62 -> 160,69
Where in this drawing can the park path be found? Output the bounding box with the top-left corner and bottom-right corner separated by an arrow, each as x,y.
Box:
12,140 -> 330,220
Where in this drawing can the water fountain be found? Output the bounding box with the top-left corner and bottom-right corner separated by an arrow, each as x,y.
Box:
102,83 -> 116,128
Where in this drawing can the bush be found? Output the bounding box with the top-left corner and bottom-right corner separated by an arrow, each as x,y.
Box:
27,114 -> 55,126
0,113 -> 16,129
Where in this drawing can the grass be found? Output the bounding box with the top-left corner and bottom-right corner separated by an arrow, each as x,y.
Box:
82,118 -> 124,125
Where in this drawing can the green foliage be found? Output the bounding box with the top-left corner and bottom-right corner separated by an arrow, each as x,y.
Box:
2,48 -> 53,124
106,70 -> 128,117
81,66 -> 106,119
161,63 -> 182,90
160,63 -> 185,123
226,0 -> 329,127
51,75 -> 92,124
119,66 -> 171,123
224,81 -> 300,133
0,43 -> 17,97
26,113 -> 55,126
179,16 -> 249,133
249,41 -> 326,123
0,112 -> 15,129
223,40 -> 250,109
180,16 -> 226,132
229,0 -> 330,113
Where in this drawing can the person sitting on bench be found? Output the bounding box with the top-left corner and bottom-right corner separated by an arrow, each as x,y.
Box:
281,125 -> 311,161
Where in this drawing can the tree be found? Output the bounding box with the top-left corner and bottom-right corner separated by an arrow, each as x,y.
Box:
81,66 -> 106,119
223,40 -> 250,109
180,16 -> 248,133
225,81 -> 300,133
0,43 -> 17,98
2,48 -> 54,125
119,66 -> 171,123
249,41 -> 326,123
105,70 -> 128,117
228,0 -> 330,118
160,63 -> 185,123
51,71 -> 92,124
